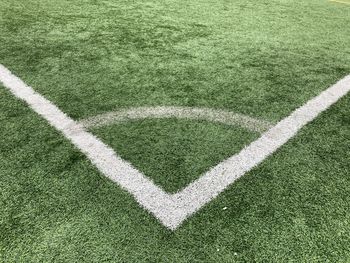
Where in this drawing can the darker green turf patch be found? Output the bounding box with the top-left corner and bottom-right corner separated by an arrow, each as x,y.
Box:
92,119 -> 258,192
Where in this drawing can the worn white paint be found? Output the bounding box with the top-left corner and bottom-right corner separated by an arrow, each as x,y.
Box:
79,106 -> 273,133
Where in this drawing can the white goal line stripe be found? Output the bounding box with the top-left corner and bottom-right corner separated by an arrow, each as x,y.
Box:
1,63 -> 349,230
79,106 -> 273,133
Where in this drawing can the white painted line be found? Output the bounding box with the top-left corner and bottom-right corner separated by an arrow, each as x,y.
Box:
1,64 -> 349,230
79,106 -> 273,133
329,0 -> 350,5
0,64 -> 172,224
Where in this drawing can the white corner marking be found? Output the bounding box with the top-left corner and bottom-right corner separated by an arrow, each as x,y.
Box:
1,64 -> 349,230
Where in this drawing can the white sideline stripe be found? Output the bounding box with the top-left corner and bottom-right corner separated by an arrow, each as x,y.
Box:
78,106 -> 273,133
0,64 -> 171,222
1,64 -> 349,230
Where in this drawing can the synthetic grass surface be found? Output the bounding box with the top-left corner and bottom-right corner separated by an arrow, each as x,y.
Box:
0,0 -> 349,121
93,119 -> 259,192
1,81 -> 350,262
0,0 -> 350,261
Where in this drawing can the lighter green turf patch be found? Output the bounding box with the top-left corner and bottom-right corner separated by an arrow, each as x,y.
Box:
0,0 -> 349,121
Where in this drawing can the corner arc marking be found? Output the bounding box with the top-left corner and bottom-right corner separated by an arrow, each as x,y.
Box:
78,106 -> 274,134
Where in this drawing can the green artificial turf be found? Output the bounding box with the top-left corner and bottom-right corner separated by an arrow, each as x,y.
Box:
1,79 -> 350,262
0,0 -> 349,121
1,0 -> 350,261
93,119 -> 259,192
